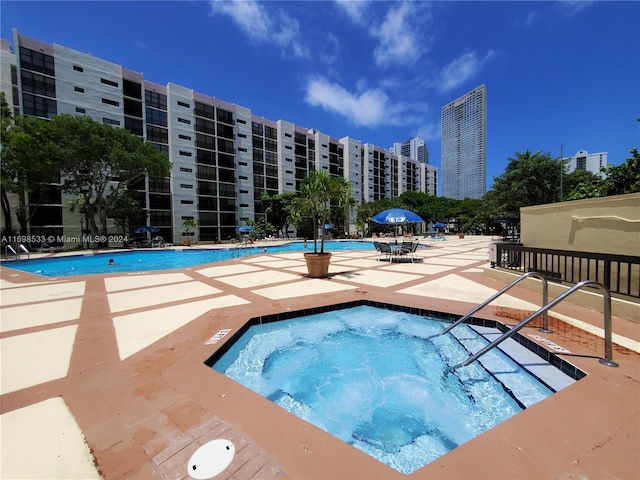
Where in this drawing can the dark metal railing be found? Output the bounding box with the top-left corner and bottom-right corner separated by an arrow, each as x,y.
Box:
493,243 -> 640,299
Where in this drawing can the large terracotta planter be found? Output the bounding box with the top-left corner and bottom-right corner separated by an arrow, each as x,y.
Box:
304,252 -> 332,278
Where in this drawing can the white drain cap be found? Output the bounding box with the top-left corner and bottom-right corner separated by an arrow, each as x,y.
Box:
187,439 -> 235,479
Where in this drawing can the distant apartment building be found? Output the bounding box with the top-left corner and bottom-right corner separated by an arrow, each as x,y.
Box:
0,30 -> 438,243
441,84 -> 486,200
566,150 -> 608,178
391,136 -> 437,196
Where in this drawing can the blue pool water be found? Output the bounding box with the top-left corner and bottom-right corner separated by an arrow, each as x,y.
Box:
213,306 -> 562,475
2,240 -> 373,277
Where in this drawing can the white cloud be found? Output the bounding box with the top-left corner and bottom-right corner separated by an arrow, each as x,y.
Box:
557,0 -> 596,17
370,2 -> 423,67
208,0 -> 308,58
414,122 -> 440,143
305,78 -> 388,127
304,77 -> 428,129
435,50 -> 496,93
334,0 -> 370,25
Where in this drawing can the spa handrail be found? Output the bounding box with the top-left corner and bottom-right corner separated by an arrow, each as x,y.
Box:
438,271 -> 551,336
448,280 -> 618,371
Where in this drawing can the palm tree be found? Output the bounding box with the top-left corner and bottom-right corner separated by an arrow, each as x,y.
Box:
291,170 -> 354,254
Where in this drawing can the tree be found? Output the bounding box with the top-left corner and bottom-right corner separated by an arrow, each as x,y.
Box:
566,149 -> 640,200
261,191 -> 297,237
600,148 -> 640,195
0,91 -> 13,233
491,149 -> 562,217
1,111 -> 60,235
564,169 -> 602,200
107,190 -> 147,238
44,114 -> 172,246
291,170 -> 354,254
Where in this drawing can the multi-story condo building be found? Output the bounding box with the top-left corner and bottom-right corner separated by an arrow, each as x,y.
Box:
441,84 -> 486,200
566,150 -> 608,178
390,136 -> 437,196
391,136 -> 428,164
0,31 -> 438,244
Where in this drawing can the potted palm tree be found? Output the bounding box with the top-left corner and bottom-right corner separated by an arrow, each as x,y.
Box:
182,218 -> 197,246
291,170 -> 354,278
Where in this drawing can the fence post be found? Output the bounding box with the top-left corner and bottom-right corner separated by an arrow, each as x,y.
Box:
603,259 -> 611,291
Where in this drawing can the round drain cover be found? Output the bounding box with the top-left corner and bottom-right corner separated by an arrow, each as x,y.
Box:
187,439 -> 235,479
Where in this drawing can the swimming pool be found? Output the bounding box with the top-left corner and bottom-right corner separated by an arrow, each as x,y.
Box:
2,240 -> 373,277
210,304 -> 578,475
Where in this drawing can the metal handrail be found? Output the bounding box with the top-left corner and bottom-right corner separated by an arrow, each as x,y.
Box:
447,280 -> 618,371
437,271 -> 551,336
232,241 -> 253,258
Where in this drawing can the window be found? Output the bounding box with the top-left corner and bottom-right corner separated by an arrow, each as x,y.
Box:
103,117 -> 120,125
145,107 -> 167,126
74,86 -> 84,93
216,107 -> 233,125
177,117 -> 191,124
195,117 -> 215,135
19,47 -> 54,76
179,167 -> 193,172
177,100 -> 190,108
100,78 -> 119,87
146,125 -> 168,143
101,98 -> 120,107
75,107 -> 85,114
73,65 -> 84,72
179,134 -> 192,140
180,183 -> 193,189
21,71 -> 56,97
123,79 -> 142,99
145,90 -> 167,110
181,200 -> 194,205
194,101 -> 215,119
179,150 -> 192,157
217,123 -> 234,139
218,138 -> 235,154
124,98 -> 143,117
22,93 -> 56,118
196,149 -> 215,165
125,117 -> 143,136
196,133 -> 216,150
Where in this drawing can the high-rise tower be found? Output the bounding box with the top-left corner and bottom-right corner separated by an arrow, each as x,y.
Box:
441,85 -> 486,199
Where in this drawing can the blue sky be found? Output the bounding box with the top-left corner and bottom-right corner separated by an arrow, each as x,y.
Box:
2,1 -> 638,190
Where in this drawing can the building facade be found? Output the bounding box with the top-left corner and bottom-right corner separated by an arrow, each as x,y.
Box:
441,84 -> 486,200
566,150 -> 608,178
390,136 -> 437,196
1,31 -> 438,244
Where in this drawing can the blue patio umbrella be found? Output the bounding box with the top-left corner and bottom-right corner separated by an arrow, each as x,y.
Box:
372,208 -> 423,225
324,224 -> 333,229
433,222 -> 447,228
134,225 -> 160,234
236,225 -> 254,233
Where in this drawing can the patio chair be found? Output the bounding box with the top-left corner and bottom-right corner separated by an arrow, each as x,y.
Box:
378,242 -> 393,261
396,241 -> 420,262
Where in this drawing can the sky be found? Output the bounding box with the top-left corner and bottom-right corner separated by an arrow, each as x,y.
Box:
1,0 -> 638,190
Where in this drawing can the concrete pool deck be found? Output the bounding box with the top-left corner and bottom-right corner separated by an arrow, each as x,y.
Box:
0,235 -> 638,479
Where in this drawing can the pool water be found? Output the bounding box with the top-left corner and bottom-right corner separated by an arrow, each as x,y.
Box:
212,306 -> 568,475
2,240 -> 373,277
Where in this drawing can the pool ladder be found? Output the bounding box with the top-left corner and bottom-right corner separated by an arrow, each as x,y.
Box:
437,272 -> 618,371
232,241 -> 253,258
